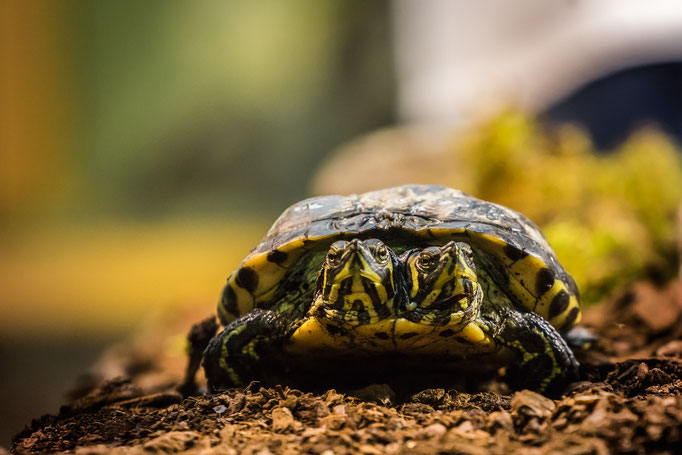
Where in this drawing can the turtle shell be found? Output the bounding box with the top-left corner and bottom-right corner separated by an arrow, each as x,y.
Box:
219,185 -> 580,331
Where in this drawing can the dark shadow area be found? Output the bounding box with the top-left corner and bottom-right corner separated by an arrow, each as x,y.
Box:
544,61 -> 682,150
0,336 -> 118,448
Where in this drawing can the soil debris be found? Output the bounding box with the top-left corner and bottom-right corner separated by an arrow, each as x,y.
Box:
12,275 -> 682,454
13,362 -> 682,454
583,280 -> 682,358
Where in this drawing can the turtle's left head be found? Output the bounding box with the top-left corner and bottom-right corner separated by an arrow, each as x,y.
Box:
402,241 -> 482,323
312,238 -> 399,326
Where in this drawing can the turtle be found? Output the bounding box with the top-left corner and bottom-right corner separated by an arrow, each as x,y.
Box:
203,184 -> 581,394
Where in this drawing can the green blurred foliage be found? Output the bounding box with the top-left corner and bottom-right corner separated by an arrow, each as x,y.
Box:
455,112 -> 682,304
70,0 -> 394,216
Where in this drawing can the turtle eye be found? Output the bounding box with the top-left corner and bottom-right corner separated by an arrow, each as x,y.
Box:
327,248 -> 342,266
416,251 -> 437,272
375,244 -> 389,264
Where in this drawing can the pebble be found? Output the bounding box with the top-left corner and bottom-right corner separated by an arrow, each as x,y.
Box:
271,407 -> 296,433
420,423 -> 447,438
511,390 -> 556,418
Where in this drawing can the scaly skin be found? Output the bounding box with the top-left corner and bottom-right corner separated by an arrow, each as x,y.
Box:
478,303 -> 579,394
203,308 -> 298,393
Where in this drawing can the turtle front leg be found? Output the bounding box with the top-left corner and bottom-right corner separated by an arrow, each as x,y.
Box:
203,309 -> 292,393
483,308 -> 580,395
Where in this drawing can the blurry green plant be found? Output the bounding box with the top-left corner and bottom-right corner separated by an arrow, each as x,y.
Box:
455,111 -> 682,304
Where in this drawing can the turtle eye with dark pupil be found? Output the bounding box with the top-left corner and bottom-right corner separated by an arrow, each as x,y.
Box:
375,245 -> 389,262
327,249 -> 341,266
417,252 -> 436,272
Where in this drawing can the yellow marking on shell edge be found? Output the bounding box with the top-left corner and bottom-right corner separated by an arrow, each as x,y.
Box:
533,280 -> 566,320
470,232 -> 581,331
421,227 -> 466,241
571,298 -> 582,325
278,238 -> 307,254
287,318 -> 353,354
468,233 -> 541,308
287,316 -> 498,358
233,283 -> 255,320
505,275 -> 536,314
508,255 -> 551,296
236,248 -> 305,298
354,319 -> 399,350
226,233 -> 338,318
393,319 -> 496,355
260,286 -> 277,303
272,233 -> 336,256
549,295 -> 581,330
468,232 -> 508,255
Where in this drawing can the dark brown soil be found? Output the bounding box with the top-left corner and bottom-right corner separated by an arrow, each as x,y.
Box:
11,277 -> 682,454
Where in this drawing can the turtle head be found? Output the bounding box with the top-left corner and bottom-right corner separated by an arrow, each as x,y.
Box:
402,241 -> 482,324
312,238 -> 399,326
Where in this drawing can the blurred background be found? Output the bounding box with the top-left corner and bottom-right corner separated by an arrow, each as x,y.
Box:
2,0 -> 682,446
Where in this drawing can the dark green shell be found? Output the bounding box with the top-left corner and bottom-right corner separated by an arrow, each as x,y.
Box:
219,185 -> 580,331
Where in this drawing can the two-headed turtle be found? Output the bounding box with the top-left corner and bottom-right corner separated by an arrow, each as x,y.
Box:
203,185 -> 581,393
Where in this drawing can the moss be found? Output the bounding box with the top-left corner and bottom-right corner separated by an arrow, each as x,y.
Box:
452,111 -> 682,304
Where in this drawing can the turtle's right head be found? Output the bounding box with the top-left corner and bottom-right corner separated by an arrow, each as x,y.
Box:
312,238 -> 398,326
401,241 -> 482,324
